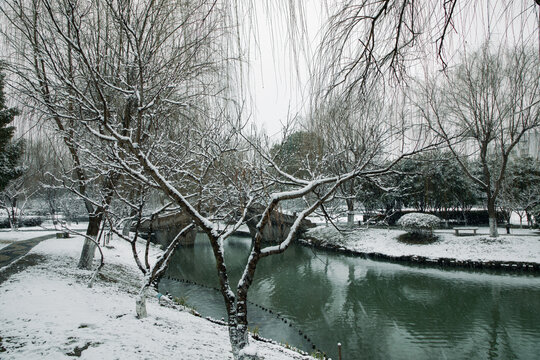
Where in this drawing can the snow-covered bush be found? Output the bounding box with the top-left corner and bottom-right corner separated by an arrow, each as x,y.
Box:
303,225 -> 347,245
0,215 -> 44,228
397,213 -> 440,230
397,213 -> 440,244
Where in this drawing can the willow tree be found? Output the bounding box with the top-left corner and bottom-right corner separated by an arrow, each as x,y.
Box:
2,0 -> 261,358
313,0 -> 539,97
87,95 -> 435,360
3,4 -> 439,360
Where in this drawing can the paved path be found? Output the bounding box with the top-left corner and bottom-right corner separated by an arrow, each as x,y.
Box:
0,234 -> 57,268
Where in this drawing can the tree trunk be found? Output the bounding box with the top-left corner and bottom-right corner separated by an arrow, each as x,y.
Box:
487,199 -> 499,238
8,209 -> 15,230
136,286 -> 148,318
10,198 -> 18,230
230,275 -> 261,360
77,214 -> 101,269
346,198 -> 355,228
229,319 -> 259,360
122,218 -> 131,236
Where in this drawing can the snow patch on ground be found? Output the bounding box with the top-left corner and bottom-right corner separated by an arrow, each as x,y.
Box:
0,222 -> 89,250
0,233 -> 312,360
305,226 -> 540,263
0,230 -> 57,242
239,343 -> 260,357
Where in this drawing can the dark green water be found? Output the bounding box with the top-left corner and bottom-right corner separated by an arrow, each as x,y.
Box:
160,234 -> 540,359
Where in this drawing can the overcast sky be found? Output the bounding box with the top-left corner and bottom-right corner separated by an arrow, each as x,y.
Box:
245,1 -> 323,140
1,1 -> 538,141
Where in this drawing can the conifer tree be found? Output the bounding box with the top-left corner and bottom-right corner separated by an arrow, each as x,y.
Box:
0,63 -> 23,192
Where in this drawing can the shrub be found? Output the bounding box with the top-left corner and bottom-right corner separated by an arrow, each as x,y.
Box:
385,209 -> 505,226
173,296 -> 189,307
21,216 -> 44,227
303,226 -> 346,245
397,213 -> 440,244
397,231 -> 438,245
0,217 -> 9,228
397,213 -> 440,231
0,215 -> 44,228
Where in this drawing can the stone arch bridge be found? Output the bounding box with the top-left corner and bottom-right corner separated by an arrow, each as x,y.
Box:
136,208 -> 315,247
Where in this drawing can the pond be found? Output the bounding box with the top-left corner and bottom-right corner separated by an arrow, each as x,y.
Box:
159,233 -> 540,359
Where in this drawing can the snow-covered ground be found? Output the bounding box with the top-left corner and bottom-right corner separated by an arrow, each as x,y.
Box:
0,222 -> 88,250
3,223 -> 537,358
0,233 -> 312,359
304,226 -> 540,264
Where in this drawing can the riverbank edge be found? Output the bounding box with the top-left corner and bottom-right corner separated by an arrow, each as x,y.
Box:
298,237 -> 540,273
0,235 -> 314,360
154,275 -> 317,357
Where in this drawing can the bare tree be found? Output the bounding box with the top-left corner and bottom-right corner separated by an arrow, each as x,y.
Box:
92,111 -> 438,359
0,176 -> 32,229
418,44 -> 540,237
2,1 -> 266,357
1,0 -> 124,269
499,156 -> 540,228
308,88 -> 402,228
2,0 -> 241,267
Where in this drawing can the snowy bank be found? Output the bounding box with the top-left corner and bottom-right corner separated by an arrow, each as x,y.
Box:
301,226 -> 540,271
0,234 -> 312,359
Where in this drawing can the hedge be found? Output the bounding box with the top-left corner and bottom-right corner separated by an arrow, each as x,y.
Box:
366,210 -> 506,227
0,216 -> 44,228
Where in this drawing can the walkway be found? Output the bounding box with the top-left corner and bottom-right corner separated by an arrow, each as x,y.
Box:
0,234 -> 57,268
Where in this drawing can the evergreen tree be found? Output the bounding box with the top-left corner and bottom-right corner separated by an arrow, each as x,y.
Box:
270,130 -> 325,179
0,63 -> 23,192
500,157 -> 540,227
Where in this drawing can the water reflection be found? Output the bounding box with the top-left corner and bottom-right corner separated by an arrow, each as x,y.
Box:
162,234 -> 540,359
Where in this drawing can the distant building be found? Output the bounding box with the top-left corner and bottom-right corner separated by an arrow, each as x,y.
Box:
513,129 -> 540,160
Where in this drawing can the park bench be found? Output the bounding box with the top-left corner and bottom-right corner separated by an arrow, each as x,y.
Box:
453,227 -> 478,236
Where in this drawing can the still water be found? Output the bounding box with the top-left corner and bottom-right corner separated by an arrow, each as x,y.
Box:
160,234 -> 540,359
